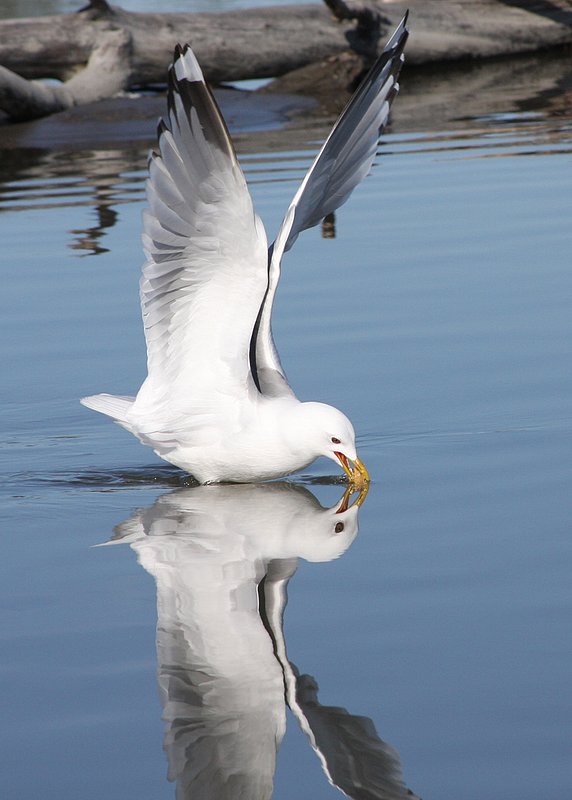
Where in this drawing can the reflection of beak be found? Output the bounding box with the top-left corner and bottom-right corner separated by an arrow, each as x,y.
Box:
335,481 -> 369,513
334,452 -> 370,487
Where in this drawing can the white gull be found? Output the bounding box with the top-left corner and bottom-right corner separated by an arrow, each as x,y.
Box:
81,15 -> 409,485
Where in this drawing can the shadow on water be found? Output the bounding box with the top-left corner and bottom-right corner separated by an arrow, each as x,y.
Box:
104,482 -> 419,799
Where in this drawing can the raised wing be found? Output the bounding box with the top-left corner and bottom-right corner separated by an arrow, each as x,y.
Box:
251,14 -> 409,392
134,45 -> 268,420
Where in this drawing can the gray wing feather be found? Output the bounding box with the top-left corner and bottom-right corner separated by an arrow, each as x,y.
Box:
281,14 -> 408,252
251,15 -> 409,394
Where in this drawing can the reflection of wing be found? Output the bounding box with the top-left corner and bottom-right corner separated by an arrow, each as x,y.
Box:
135,45 -> 268,417
261,563 -> 421,800
293,672 -> 420,800
252,15 -> 409,389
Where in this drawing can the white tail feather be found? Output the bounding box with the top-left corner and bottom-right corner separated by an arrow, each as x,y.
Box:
81,393 -> 134,423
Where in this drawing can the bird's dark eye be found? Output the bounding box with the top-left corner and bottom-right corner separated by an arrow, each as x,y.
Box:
331,437 -> 341,444
335,522 -> 344,533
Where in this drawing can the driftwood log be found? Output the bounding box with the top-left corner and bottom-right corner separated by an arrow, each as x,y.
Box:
1,0 -> 572,121
0,0 -> 380,120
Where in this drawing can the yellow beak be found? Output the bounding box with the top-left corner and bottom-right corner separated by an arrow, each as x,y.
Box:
334,452 -> 370,488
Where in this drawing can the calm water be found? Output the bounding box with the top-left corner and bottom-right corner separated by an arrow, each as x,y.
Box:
1,10 -> 572,799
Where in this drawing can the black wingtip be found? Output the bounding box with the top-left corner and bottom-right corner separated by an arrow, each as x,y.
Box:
383,11 -> 409,58
161,42 -> 238,163
156,117 -> 169,142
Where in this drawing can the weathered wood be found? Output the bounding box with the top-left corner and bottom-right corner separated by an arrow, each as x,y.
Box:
385,0 -> 572,64
264,0 -> 572,108
2,0 -> 571,85
0,0 -> 365,120
0,29 -> 132,121
0,1 -> 358,85
322,0 -> 392,57
2,0 -> 572,123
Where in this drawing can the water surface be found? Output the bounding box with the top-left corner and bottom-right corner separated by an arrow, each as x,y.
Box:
1,26 -> 572,800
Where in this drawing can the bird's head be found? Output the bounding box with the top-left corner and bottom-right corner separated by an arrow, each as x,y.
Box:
287,401 -> 369,485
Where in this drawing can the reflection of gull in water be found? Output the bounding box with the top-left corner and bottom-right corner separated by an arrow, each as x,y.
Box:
111,483 -> 418,799
82,17 -> 408,485
291,670 -> 420,800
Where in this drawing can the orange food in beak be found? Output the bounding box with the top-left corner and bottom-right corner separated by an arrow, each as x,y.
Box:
334,452 -> 370,488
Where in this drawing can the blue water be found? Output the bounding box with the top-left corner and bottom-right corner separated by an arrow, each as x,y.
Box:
1,12 -> 572,799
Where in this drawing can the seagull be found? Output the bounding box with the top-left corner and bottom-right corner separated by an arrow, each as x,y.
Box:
81,14 -> 409,485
